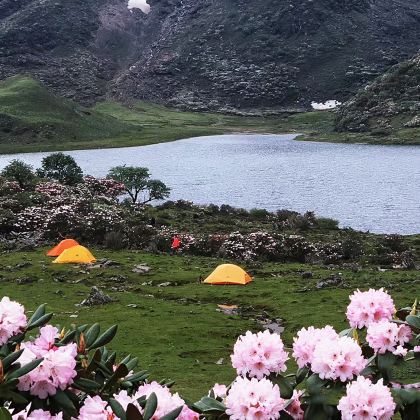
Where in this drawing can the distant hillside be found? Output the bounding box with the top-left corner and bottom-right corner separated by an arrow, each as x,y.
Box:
0,0 -> 419,111
0,75 -> 132,147
334,54 -> 420,144
0,75 -> 303,153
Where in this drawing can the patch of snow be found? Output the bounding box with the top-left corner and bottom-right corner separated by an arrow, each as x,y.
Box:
127,0 -> 151,14
311,100 -> 342,110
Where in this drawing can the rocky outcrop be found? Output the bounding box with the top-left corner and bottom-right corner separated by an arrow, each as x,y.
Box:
0,0 -> 420,110
335,54 -> 420,132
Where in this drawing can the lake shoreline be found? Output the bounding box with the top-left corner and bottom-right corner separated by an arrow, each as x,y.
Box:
1,134 -> 419,235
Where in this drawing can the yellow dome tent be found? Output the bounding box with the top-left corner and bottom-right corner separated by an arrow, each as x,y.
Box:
53,245 -> 96,264
203,264 -> 252,285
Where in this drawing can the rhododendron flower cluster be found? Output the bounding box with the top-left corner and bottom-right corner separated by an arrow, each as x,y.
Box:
311,335 -> 366,382
292,325 -> 338,368
0,296 -> 27,345
346,288 -> 395,328
366,320 -> 412,355
231,330 -> 289,379
12,408 -> 63,420
18,326 -> 77,399
285,390 -> 304,420
338,376 -> 396,420
78,395 -> 113,420
211,383 -> 228,399
225,377 -> 285,420
114,382 -> 198,420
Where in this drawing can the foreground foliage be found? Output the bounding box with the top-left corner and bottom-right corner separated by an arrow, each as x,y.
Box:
0,288 -> 419,419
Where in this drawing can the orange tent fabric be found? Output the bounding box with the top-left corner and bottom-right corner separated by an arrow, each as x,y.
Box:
203,264 -> 253,285
47,239 -> 79,257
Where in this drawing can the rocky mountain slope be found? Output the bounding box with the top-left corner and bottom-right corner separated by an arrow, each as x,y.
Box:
1,0 -> 420,111
335,54 -> 420,134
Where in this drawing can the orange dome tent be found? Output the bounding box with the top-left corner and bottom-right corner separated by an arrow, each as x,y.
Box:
47,239 -> 79,257
53,245 -> 96,264
203,264 -> 252,285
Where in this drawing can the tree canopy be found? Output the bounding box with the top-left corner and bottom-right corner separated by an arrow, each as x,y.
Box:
38,153 -> 83,186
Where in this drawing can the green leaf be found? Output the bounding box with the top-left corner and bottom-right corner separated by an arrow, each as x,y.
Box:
8,358 -> 43,379
143,392 -> 158,420
0,408 -> 12,420
52,389 -> 78,417
193,397 -> 226,414
296,366 -> 309,384
72,377 -> 101,391
27,304 -> 46,327
270,374 -> 293,399
377,352 -> 398,379
306,374 -> 327,395
60,330 -> 77,344
103,364 -> 129,390
26,313 -> 53,330
88,325 -> 118,349
2,349 -> 24,370
159,406 -> 183,420
406,315 -> 420,331
85,323 -> 101,347
109,398 -> 126,420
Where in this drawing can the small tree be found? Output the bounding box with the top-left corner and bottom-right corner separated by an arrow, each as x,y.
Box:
0,159 -> 36,189
38,153 -> 83,186
107,166 -> 170,204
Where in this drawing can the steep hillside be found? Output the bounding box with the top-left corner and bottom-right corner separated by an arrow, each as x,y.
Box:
0,0 -> 419,111
334,54 -> 420,144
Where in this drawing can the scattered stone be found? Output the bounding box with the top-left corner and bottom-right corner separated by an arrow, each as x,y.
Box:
16,277 -> 37,285
79,286 -> 116,306
215,358 -> 224,365
132,264 -> 152,275
217,305 -> 239,315
316,274 -> 344,289
141,281 -> 153,286
91,259 -> 122,269
127,304 -> 138,308
301,271 -> 313,279
69,314 -> 78,318
157,282 -> 171,287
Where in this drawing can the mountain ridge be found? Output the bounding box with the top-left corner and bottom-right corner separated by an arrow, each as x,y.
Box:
1,0 -> 420,111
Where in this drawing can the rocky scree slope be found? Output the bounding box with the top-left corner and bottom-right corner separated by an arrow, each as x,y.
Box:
0,0 -> 420,111
335,54 -> 420,135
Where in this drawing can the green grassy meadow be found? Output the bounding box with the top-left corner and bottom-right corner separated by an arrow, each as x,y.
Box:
1,248 -> 419,401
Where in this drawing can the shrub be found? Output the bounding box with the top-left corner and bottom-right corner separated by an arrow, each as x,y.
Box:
1,160 -> 37,190
37,153 -> 83,186
104,231 -> 126,250
315,217 -> 340,230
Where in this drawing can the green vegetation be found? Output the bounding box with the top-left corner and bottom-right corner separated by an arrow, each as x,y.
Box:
1,249 -> 418,400
1,75 -> 417,154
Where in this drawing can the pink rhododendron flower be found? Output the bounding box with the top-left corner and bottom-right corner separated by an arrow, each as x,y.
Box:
17,336 -> 77,399
114,382 -> 198,420
211,383 -> 228,399
366,320 -> 411,355
12,408 -> 63,420
338,376 -> 396,420
0,296 -> 27,345
231,330 -> 289,379
346,288 -> 395,329
311,336 -> 366,382
225,377 -> 285,419
414,346 -> 420,353
285,390 -> 304,420
78,396 -> 113,420
292,326 -> 338,368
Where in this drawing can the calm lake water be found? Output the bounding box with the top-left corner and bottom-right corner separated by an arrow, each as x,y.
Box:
1,134 -> 419,234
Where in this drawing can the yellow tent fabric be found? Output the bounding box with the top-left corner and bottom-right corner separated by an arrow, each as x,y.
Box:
203,264 -> 252,285
53,245 -> 96,264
